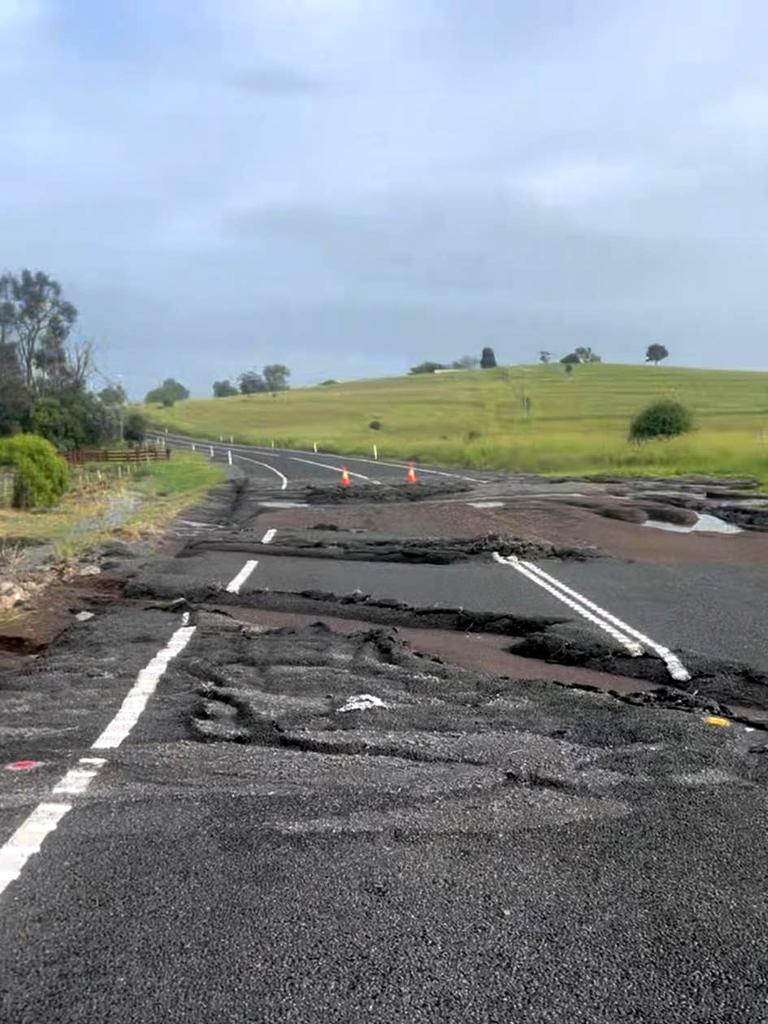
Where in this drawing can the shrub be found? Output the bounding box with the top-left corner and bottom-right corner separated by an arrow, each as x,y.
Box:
123,411 -> 147,443
629,400 -> 693,441
369,419 -> 382,431
0,434 -> 69,509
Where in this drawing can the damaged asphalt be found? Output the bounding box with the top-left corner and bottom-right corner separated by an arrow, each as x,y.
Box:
2,447 -> 768,1023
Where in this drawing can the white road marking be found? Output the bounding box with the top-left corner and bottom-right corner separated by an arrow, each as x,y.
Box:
289,456 -> 381,483
495,553 -> 691,682
0,803 -> 72,896
493,553 -> 643,656
261,528 -> 277,544
51,758 -> 106,796
152,432 -> 483,484
519,558 -> 691,682
92,624 -> 198,749
232,453 -> 288,490
226,559 -> 259,594
1,618 -> 196,899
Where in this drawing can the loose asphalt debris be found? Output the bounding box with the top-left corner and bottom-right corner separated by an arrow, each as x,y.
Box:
304,481 -> 474,504
177,531 -> 597,564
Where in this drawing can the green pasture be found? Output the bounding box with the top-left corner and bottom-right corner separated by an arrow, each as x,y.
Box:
141,364 -> 768,484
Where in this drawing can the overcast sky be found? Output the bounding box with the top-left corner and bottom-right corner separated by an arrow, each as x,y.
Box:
3,0 -> 768,397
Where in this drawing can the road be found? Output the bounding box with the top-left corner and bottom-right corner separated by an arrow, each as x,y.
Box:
2,437 -> 768,1023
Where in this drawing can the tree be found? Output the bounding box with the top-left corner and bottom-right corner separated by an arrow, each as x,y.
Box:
646,343 -> 669,366
213,379 -> 239,397
410,361 -> 447,374
560,352 -> 581,365
30,392 -> 115,451
0,341 -> 31,435
480,347 -> 497,369
0,270 -> 77,390
630,400 -> 692,441
238,370 -> 267,395
98,384 -> 127,405
574,346 -> 601,364
539,351 -> 552,364
263,364 -> 290,395
145,378 -> 189,406
452,355 -> 480,369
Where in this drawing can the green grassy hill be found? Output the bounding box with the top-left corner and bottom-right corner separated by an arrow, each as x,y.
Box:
141,364 -> 768,482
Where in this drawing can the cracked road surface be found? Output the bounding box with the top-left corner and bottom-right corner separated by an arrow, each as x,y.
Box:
2,442 -> 768,1023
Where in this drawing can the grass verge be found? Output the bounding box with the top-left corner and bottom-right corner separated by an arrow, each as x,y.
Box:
0,452 -> 226,558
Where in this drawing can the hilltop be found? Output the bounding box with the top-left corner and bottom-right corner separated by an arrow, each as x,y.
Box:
140,363 -> 768,482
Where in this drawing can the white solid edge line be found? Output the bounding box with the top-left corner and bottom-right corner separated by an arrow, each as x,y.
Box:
288,455 -> 381,484
261,528 -> 277,544
516,557 -> 691,683
1,618 -> 197,899
91,624 -> 198,749
152,432 -> 483,484
0,803 -> 72,896
232,453 -> 288,490
492,553 -> 644,657
226,559 -> 259,595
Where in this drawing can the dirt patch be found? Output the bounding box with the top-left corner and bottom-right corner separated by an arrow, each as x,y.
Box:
128,579 -> 568,636
227,606 -> 652,693
511,628 -> 768,716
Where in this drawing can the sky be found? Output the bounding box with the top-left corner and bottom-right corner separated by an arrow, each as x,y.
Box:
3,0 -> 768,398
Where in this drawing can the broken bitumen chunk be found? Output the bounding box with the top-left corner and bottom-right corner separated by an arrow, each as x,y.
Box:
304,481 -> 473,504
177,532 -> 597,564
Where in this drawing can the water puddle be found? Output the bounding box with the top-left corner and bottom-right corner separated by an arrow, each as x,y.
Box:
643,512 -> 742,535
259,500 -> 309,509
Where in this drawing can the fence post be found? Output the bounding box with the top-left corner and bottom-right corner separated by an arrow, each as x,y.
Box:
192,442 -> 196,452
209,445 -> 214,458
271,439 -> 275,449
230,435 -> 234,444
313,442 -> 318,453
373,444 -> 378,460
227,450 -> 233,466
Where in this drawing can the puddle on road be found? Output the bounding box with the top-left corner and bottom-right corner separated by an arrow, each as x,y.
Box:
643,513 -> 742,535
259,501 -> 309,509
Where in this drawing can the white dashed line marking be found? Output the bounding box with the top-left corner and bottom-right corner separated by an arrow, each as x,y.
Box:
225,559 -> 259,594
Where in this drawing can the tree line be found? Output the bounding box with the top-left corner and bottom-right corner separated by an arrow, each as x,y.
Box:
211,365 -> 291,398
0,269 -> 144,449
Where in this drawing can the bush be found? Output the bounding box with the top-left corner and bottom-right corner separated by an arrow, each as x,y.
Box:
123,411 -> 147,443
629,400 -> 693,441
0,434 -> 69,509
29,392 -> 115,451
369,419 -> 382,431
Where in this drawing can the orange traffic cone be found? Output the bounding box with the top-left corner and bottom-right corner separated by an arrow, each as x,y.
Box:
340,466 -> 351,487
406,463 -> 418,484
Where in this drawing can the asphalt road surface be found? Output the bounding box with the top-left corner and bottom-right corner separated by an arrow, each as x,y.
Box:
2,437 -> 768,1023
